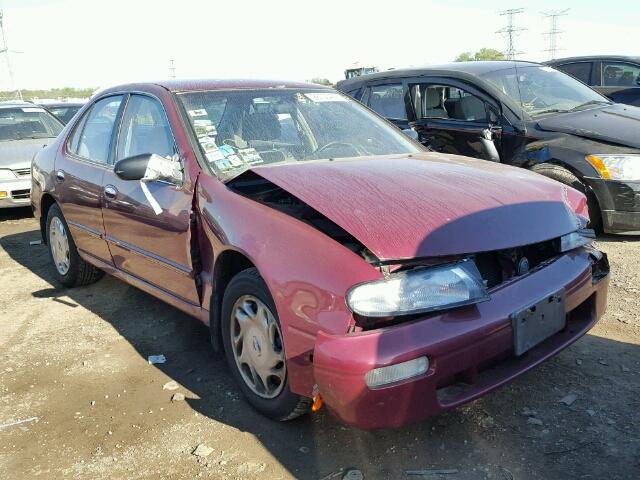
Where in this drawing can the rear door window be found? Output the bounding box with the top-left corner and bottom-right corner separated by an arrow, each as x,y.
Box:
366,84 -> 407,120
69,95 -> 124,163
602,62 -> 640,87
557,62 -> 592,84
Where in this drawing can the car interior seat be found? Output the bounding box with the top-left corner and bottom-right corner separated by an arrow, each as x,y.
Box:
458,95 -> 487,122
423,88 -> 448,118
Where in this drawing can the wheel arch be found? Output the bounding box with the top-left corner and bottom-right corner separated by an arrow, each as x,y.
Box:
39,193 -> 57,244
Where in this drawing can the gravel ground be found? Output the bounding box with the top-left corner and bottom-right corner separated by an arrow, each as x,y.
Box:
1,207 -> 638,480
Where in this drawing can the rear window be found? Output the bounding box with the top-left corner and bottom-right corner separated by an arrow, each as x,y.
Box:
0,107 -> 63,141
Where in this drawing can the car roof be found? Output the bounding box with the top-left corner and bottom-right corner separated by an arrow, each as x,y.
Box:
40,102 -> 85,108
100,79 -> 330,95
337,60 -> 541,89
546,55 -> 640,65
0,100 -> 38,108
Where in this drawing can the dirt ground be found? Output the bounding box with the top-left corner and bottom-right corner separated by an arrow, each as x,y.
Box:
0,207 -> 638,480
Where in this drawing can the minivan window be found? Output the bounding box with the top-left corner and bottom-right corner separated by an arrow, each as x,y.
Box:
367,84 -> 407,120
70,96 -> 124,163
602,62 -> 640,87
481,66 -> 609,117
558,62 -> 592,84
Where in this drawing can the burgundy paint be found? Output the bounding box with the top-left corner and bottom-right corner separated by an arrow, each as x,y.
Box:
31,79 -> 609,429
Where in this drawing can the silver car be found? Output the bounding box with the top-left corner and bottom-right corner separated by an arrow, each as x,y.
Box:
0,101 -> 63,208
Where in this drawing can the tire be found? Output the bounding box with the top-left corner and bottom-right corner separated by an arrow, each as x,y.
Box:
221,268 -> 311,421
530,163 -> 602,232
46,204 -> 104,287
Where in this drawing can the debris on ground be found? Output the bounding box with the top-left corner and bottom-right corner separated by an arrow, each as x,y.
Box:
171,392 -> 185,402
299,446 -> 310,454
559,394 -> 578,406
0,416 -> 39,430
148,354 -> 166,365
521,407 -> 537,417
527,418 -> 544,426
192,444 -> 214,457
406,469 -> 459,475
162,380 -> 179,390
342,469 -> 364,480
586,409 -> 596,417
29,240 -> 42,246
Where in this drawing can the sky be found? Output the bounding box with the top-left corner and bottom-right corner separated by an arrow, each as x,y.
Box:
0,0 -> 638,91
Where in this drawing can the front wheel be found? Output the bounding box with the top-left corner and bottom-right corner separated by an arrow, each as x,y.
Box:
530,163 -> 602,232
221,268 -> 311,421
46,204 -> 103,287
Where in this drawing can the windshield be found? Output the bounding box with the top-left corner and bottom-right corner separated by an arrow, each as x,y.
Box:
178,89 -> 421,180
480,65 -> 611,117
0,106 -> 64,141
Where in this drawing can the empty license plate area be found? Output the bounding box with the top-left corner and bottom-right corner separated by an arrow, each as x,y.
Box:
511,289 -> 566,356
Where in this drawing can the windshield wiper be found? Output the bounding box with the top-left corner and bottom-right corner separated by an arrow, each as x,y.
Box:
532,108 -> 571,116
570,100 -> 611,112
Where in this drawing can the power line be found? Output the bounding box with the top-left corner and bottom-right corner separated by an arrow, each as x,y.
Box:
542,9 -> 570,60
496,8 -> 526,60
0,10 -> 22,100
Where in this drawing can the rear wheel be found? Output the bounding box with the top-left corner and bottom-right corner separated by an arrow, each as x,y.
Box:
530,163 -> 602,232
221,268 -> 311,421
46,204 -> 103,287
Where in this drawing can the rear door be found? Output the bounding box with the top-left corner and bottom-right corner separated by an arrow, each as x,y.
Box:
554,61 -> 594,85
55,95 -> 125,264
360,82 -> 410,130
100,93 -> 201,306
598,61 -> 640,106
409,79 -> 502,161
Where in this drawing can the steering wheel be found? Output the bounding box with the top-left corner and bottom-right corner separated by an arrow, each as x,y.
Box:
313,141 -> 360,158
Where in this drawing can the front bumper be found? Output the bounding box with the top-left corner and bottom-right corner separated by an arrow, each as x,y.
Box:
0,178 -> 31,208
313,248 -> 609,429
585,177 -> 640,233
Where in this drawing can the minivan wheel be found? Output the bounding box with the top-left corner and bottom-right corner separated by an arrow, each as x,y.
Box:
46,204 -> 104,287
221,268 -> 311,421
530,163 -> 602,232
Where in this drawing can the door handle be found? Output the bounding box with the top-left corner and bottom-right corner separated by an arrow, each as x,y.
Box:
104,185 -> 118,199
55,170 -> 65,182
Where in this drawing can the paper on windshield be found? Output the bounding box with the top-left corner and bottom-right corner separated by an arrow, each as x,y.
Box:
304,92 -> 347,103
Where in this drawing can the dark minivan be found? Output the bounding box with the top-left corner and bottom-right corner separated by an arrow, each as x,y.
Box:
545,55 -> 640,107
337,61 -> 640,234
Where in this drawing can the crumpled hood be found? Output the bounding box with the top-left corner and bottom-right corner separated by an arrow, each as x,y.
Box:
0,138 -> 52,169
250,153 -> 587,261
536,104 -> 640,149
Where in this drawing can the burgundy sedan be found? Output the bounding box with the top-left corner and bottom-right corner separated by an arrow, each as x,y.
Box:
31,80 -> 609,429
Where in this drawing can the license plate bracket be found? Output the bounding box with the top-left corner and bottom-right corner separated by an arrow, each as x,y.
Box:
511,288 -> 566,356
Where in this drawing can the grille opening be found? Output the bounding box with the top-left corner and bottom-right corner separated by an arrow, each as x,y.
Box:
10,189 -> 30,199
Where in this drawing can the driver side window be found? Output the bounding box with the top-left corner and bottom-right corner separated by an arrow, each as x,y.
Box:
116,95 -> 175,160
413,84 -> 494,123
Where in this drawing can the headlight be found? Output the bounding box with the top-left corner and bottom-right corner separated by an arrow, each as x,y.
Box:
346,260 -> 489,318
0,169 -> 17,180
558,229 -> 595,252
586,154 -> 640,181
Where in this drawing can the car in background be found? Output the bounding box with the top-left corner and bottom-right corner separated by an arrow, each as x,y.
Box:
40,102 -> 85,125
545,56 -> 640,106
0,101 -> 63,208
31,79 -> 609,429
337,61 -> 640,234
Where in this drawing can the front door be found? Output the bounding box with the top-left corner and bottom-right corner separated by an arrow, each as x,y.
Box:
55,95 -> 125,264
598,61 -> 640,107
362,82 -> 410,130
409,82 -> 502,161
100,93 -> 200,306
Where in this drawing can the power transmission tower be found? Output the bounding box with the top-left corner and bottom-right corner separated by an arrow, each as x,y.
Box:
169,59 -> 176,79
542,9 -> 569,60
496,8 -> 526,60
0,10 -> 22,100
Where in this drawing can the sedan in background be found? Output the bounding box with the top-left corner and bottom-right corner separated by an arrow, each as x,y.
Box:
32,80 -> 608,429
546,55 -> 640,106
338,61 -> 640,234
40,102 -> 85,125
0,101 -> 63,208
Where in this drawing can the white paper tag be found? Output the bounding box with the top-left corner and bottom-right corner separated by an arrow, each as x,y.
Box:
304,92 -> 347,103
140,181 -> 163,215
22,107 -> 46,113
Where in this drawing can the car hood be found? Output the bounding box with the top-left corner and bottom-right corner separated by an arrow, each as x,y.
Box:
249,153 -> 586,261
0,138 -> 52,169
536,104 -> 640,149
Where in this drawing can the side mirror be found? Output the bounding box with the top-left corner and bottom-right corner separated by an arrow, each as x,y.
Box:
114,153 -> 183,184
402,128 -> 419,141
